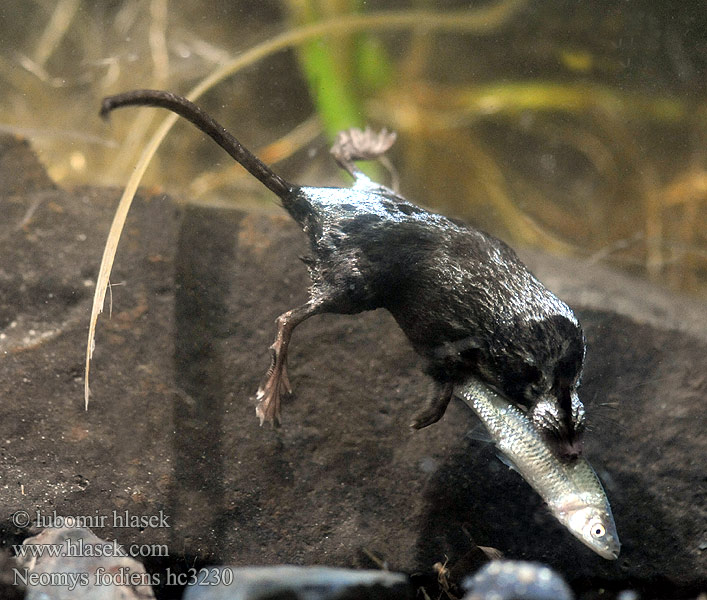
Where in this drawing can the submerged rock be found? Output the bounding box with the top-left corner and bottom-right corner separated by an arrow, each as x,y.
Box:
182,565 -> 411,600
16,527 -> 154,599
463,560 -> 573,600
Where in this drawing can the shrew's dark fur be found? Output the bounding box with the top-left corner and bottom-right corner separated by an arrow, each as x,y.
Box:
101,90 -> 587,457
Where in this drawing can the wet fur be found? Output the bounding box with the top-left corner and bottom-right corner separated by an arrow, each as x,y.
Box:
101,90 -> 587,454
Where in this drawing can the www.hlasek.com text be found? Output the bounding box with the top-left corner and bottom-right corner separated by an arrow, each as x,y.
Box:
14,538 -> 169,560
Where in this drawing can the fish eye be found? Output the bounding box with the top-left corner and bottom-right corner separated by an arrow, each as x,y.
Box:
589,521 -> 606,538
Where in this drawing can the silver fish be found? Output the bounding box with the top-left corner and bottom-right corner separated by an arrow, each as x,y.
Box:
457,378 -> 620,560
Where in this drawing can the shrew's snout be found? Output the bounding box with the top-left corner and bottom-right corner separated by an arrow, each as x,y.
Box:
530,395 -> 586,459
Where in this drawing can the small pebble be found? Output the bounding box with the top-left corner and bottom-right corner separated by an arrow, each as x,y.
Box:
463,560 -> 573,600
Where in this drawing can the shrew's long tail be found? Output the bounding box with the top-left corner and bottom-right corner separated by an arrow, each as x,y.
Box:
101,89 -> 293,199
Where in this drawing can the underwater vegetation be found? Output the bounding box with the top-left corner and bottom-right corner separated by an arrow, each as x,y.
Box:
0,0 -> 704,296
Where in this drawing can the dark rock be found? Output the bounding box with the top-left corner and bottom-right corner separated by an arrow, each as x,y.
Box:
0,551 -> 23,600
0,135 -> 55,196
0,134 -> 704,600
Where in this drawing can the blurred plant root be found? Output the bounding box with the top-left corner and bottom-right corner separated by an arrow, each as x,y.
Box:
373,80 -> 707,293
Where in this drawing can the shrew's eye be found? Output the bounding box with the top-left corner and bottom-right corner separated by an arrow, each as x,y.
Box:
590,522 -> 606,538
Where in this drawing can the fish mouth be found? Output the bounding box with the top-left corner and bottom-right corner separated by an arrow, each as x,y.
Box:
596,545 -> 620,560
591,546 -> 621,560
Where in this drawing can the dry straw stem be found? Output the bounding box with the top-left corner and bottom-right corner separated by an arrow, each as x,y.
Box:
106,0 -> 170,181
85,0 -> 527,408
32,0 -> 80,68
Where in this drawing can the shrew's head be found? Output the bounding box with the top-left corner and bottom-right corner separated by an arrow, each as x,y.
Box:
491,313 -> 587,458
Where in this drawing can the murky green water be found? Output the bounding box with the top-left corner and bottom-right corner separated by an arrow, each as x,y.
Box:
0,0 -> 704,294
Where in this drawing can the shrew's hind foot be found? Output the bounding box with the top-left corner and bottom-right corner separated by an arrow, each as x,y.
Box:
255,358 -> 291,426
330,126 -> 397,179
410,381 -> 454,429
254,302 -> 323,426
